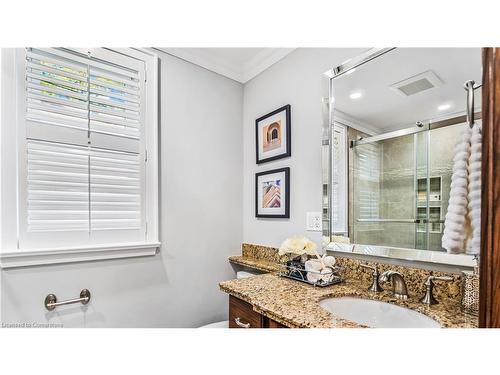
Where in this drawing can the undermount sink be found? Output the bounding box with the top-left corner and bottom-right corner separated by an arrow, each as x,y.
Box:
319,296 -> 441,328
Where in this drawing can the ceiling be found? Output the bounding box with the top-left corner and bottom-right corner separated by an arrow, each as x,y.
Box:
156,48 -> 295,83
332,48 -> 482,132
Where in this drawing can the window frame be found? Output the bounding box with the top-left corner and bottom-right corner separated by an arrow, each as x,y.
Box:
331,122 -> 348,235
0,48 -> 160,268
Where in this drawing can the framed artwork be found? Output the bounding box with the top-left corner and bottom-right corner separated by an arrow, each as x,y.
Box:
255,167 -> 290,218
255,104 -> 291,164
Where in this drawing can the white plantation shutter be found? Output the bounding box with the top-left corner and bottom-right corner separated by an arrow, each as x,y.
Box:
90,148 -> 141,231
25,48 -> 89,145
18,48 -> 147,249
27,140 -> 89,232
89,64 -> 141,141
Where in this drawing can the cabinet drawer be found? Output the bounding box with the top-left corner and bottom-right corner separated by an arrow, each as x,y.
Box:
229,295 -> 263,328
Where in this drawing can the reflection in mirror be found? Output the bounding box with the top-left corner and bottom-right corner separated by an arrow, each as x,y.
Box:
323,48 -> 482,268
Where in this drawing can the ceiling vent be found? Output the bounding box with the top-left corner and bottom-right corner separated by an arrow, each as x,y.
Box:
390,70 -> 444,97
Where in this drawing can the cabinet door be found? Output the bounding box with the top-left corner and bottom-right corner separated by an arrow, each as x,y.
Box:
228,296 -> 263,328
266,318 -> 287,328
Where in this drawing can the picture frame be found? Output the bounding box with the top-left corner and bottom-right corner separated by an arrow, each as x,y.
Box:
255,104 -> 291,164
255,167 -> 290,218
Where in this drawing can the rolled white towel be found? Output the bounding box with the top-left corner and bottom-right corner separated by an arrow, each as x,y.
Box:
306,266 -> 333,283
443,126 -> 472,253
453,152 -> 469,163
468,161 -> 482,172
448,196 -> 468,207
469,152 -> 481,163
447,204 -> 467,216
471,143 -> 482,153
445,212 -> 467,226
306,256 -> 335,283
451,175 -> 468,184
443,238 -> 466,254
304,259 -> 322,272
452,160 -> 468,172
443,225 -> 465,242
450,180 -> 468,189
449,186 -> 468,198
469,189 -> 481,200
306,272 -> 320,283
453,144 -> 465,153
468,197 -> 481,212
323,256 -> 336,268
467,123 -> 482,255
468,173 -> 481,183
305,260 -> 321,283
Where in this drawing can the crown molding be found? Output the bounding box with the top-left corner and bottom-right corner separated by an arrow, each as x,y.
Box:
240,48 -> 295,83
154,48 -> 295,83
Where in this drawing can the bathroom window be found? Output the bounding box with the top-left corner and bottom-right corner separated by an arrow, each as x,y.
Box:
0,48 -> 159,265
331,123 -> 348,235
356,143 -> 381,229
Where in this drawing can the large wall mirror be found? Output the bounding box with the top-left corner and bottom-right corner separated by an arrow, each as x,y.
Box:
322,48 -> 482,268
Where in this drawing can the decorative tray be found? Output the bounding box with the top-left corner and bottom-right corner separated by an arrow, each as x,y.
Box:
278,263 -> 343,287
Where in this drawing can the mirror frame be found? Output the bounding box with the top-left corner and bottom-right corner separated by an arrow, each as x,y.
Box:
322,47 -> 476,268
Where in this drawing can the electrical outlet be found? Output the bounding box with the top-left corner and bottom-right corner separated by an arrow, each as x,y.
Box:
306,212 -> 322,231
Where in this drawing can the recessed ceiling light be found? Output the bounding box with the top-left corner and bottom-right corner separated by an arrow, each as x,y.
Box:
349,91 -> 363,100
438,103 -> 452,111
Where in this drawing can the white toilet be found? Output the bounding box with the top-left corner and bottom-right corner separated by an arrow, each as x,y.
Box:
199,270 -> 258,328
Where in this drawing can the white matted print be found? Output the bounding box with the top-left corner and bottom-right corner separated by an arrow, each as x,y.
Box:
255,167 -> 290,218
255,105 -> 291,164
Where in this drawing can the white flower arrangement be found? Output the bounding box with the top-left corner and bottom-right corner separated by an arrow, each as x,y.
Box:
278,235 -> 318,257
280,235 -> 337,284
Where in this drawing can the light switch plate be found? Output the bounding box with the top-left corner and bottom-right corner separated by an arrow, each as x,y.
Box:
306,212 -> 322,231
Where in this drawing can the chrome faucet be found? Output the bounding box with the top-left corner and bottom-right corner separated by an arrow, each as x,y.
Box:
379,270 -> 409,300
419,273 -> 454,305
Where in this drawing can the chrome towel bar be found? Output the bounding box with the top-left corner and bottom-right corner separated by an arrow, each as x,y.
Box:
44,289 -> 91,311
464,80 -> 482,128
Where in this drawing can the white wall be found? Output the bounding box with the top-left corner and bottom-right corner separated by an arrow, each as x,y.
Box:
242,48 -> 365,248
1,51 -> 243,327
1,47 -> 371,327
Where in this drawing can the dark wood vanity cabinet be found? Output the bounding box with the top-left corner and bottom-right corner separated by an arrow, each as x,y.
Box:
266,318 -> 287,328
228,295 -> 287,328
229,295 -> 264,328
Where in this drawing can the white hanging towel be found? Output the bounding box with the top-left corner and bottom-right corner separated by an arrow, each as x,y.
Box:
442,127 -> 472,253
467,123 -> 482,255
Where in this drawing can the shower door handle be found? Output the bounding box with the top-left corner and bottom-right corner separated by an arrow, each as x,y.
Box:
357,219 -> 421,223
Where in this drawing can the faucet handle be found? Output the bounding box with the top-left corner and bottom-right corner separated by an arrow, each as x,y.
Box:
360,263 -> 377,273
425,275 -> 454,284
359,263 -> 383,292
420,273 -> 454,305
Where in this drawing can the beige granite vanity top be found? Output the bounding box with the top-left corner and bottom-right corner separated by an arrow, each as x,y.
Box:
228,242 -> 286,273
219,273 -> 478,328
228,255 -> 283,273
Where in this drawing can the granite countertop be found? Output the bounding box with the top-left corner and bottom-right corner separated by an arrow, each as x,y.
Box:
228,255 -> 283,273
219,273 -> 478,328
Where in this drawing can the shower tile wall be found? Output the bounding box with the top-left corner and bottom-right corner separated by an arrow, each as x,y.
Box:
379,135 -> 416,248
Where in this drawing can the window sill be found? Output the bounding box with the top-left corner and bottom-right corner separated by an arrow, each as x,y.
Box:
0,242 -> 160,269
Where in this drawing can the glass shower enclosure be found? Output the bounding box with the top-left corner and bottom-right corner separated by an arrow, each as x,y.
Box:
351,120 -> 473,252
